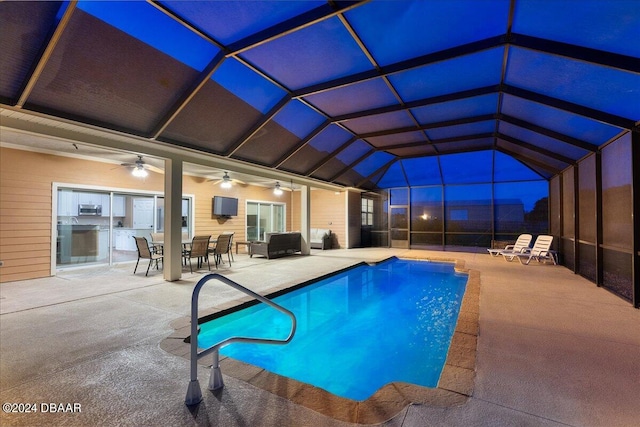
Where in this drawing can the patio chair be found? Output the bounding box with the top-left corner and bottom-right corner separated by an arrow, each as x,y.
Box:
508,235 -> 557,265
150,232 -> 164,254
220,231 -> 235,262
487,234 -> 532,258
133,236 -> 163,276
183,235 -> 211,273
209,233 -> 233,269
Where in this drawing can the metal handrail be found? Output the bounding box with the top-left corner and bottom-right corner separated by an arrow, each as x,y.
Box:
185,273 -> 297,406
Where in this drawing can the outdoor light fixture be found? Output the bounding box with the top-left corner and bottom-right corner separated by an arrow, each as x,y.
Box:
273,182 -> 283,196
131,157 -> 148,178
220,172 -> 232,189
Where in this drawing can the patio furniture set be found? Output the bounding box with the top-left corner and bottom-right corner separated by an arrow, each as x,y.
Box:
133,229 -> 333,275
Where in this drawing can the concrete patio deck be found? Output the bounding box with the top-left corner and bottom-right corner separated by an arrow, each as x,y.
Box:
1,248 -> 638,426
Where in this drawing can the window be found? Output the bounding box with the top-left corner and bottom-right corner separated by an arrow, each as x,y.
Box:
362,198 -> 374,226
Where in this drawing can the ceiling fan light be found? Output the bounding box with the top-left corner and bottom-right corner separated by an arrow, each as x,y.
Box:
273,182 -> 283,196
220,172 -> 232,188
132,166 -> 148,178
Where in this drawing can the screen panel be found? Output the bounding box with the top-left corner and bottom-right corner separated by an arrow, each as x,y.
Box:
411,186 -> 443,233
494,181 -> 548,235
346,0 -> 509,66
602,249 -> 632,302
562,167 -> 575,238
578,155 -> 597,243
578,242 -> 597,283
601,133 -> 632,250
549,176 -> 561,236
444,184 -> 492,233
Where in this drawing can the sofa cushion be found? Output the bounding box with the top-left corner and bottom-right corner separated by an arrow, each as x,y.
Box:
309,228 -> 330,242
309,228 -> 331,250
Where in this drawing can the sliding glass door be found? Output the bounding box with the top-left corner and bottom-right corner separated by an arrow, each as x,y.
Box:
246,201 -> 285,241
55,185 -> 193,268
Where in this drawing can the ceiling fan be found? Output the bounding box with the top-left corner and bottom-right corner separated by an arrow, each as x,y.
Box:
118,155 -> 164,177
270,181 -> 294,195
118,155 -> 153,177
208,171 -> 247,188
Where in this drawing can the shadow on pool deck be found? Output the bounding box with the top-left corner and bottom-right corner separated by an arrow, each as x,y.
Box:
162,256 -> 480,424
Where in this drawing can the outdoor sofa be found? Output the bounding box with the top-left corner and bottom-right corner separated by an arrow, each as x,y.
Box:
310,228 -> 332,250
250,232 -> 302,259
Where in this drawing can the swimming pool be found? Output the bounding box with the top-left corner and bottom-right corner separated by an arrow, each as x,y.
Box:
197,257 -> 468,401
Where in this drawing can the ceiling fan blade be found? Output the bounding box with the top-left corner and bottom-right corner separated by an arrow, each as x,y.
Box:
232,179 -> 248,187
145,164 -> 164,174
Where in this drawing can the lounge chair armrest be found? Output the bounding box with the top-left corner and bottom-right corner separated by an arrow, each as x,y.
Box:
503,244 -> 515,250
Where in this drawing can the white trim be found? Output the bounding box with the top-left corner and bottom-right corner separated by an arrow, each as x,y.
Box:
51,182 -> 194,274
245,199 -> 287,241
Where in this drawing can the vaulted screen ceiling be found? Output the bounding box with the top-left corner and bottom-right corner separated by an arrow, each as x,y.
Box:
1,0 -> 638,190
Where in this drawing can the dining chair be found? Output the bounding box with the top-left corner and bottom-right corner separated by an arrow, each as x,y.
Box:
183,235 -> 211,273
209,233 -> 233,269
220,231 -> 235,262
133,236 -> 163,276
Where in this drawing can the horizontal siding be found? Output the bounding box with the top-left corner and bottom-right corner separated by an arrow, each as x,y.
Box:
0,267 -> 51,282
0,208 -> 52,218
291,190 -> 346,249
0,229 -> 50,238
0,147 -> 167,283
0,148 -> 55,282
0,214 -> 52,224
311,189 -> 346,249
0,222 -> 51,231
184,177 -> 290,243
0,186 -> 50,196
2,251 -> 49,266
0,193 -> 51,204
0,248 -> 50,259
0,147 -> 348,283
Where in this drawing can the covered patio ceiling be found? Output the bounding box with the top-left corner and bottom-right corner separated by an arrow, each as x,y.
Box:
1,0 -> 639,190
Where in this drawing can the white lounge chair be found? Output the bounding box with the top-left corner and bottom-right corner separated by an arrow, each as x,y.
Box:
488,234 -> 532,257
509,235 -> 557,265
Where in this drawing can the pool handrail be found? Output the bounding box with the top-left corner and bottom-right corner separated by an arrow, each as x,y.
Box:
185,273 -> 297,406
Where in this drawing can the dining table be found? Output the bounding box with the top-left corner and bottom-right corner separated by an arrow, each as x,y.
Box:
152,237 -> 219,269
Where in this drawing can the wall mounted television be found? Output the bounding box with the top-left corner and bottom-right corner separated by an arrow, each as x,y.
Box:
212,196 -> 238,217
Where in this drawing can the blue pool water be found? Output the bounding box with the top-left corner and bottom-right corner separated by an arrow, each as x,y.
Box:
198,258 -> 468,401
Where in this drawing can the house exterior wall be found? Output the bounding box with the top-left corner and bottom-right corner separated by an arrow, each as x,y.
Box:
0,147 -> 161,282
0,147 -> 320,283
291,189 -> 346,249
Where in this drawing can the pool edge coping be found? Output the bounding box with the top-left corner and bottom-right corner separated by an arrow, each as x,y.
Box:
161,256 -> 479,425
